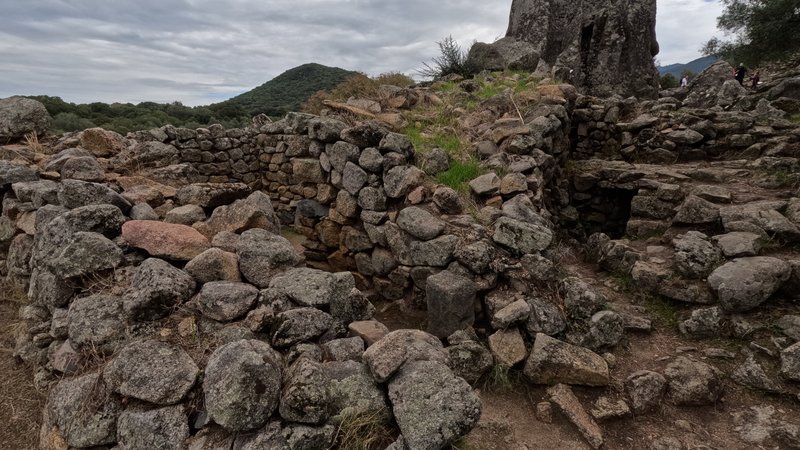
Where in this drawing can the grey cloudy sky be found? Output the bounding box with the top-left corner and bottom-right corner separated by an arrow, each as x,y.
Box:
0,0 -> 724,106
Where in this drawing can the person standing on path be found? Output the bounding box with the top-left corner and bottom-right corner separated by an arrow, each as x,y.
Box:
735,63 -> 747,85
751,71 -> 760,89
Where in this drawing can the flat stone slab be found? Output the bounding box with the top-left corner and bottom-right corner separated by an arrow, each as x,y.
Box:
122,220 -> 210,261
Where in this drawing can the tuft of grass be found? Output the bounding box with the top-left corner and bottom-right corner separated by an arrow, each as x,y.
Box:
437,80 -> 459,94
643,294 -> 681,328
23,133 -> 43,154
0,277 -> 28,304
403,120 -> 467,158
481,364 -> 527,393
789,114 -> 800,124
333,410 -> 394,450
609,271 -> 634,292
431,132 -> 464,155
436,160 -> 484,193
476,83 -> 504,99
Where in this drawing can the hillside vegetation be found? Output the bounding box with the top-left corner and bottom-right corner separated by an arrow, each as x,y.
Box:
29,95 -> 251,135
220,63 -> 357,117
29,63 -> 357,135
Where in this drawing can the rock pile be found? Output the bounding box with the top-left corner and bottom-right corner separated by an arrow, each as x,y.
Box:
3,59 -> 800,449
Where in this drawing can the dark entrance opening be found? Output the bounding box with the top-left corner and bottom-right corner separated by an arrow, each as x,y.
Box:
573,187 -> 636,239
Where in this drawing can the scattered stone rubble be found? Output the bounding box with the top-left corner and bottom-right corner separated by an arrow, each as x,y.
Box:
2,58 -> 800,449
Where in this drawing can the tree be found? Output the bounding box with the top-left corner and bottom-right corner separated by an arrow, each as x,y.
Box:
660,73 -> 679,89
703,0 -> 800,66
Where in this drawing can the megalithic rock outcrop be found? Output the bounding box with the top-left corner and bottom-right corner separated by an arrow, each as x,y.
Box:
470,0 -> 661,99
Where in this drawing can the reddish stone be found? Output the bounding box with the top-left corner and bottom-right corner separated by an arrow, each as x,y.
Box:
122,220 -> 210,261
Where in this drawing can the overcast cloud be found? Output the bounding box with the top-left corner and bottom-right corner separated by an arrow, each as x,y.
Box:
0,0 -> 725,105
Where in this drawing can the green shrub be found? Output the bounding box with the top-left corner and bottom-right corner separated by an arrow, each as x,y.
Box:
419,36 -> 477,80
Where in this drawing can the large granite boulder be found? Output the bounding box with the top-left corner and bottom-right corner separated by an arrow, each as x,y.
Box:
122,258 -> 197,322
0,96 -> 50,141
46,373 -> 121,448
103,339 -> 198,405
683,61 -> 738,108
204,339 -> 283,432
117,405 -> 189,450
708,257 -> 791,312
195,191 -> 280,239
236,228 -> 303,288
388,360 -> 481,450
496,0 -> 659,98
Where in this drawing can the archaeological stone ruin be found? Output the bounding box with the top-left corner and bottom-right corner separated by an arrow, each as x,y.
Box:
2,3 -> 800,450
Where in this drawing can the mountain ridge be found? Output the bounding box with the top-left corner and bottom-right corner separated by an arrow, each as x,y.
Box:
658,55 -> 719,78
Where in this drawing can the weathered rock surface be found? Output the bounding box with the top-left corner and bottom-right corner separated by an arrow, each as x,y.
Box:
0,96 -> 50,140
324,360 -> 389,420
488,328 -> 528,368
279,357 -> 331,424
236,229 -> 303,288
122,258 -> 196,322
175,182 -> 251,208
425,270 -> 476,338
195,191 -> 280,238
122,220 -> 211,261
271,307 -> 334,348
197,281 -> 259,322
47,373 -> 121,448
388,360 -> 481,450
58,180 -> 132,212
664,357 -> 724,406
184,247 -> 240,283
103,339 -> 198,405
49,232 -> 123,278
268,268 -> 347,308
396,206 -> 445,241
117,405 -> 189,450
502,0 -> 659,98
68,294 -> 125,352
524,333 -> 610,386
708,257 -> 791,312
363,329 -> 447,383
492,216 -> 553,254
204,339 -> 283,432
548,383 -> 604,449
625,370 -> 667,414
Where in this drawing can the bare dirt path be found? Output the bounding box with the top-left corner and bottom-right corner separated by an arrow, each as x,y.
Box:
0,297 -> 45,450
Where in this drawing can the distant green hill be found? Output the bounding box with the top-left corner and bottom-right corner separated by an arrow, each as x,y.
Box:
658,56 -> 719,78
30,63 -> 358,134
220,63 -> 357,117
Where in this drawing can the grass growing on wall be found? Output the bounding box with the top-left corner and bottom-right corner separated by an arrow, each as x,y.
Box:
436,160 -> 484,192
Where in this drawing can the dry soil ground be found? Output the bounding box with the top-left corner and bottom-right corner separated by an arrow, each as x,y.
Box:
0,294 -> 45,450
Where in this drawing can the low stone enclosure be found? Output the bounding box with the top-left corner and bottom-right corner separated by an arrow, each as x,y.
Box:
5,65 -> 800,449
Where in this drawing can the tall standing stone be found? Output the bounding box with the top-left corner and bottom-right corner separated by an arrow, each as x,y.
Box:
475,0 -> 660,98
425,271 -> 476,338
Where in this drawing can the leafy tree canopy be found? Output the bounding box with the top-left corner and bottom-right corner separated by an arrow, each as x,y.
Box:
660,73 -> 679,89
703,0 -> 800,66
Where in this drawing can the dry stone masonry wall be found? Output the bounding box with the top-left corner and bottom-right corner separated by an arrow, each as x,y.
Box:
3,58 -> 800,449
